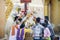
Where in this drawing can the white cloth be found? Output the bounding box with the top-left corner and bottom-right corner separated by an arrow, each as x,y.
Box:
9,25 -> 19,40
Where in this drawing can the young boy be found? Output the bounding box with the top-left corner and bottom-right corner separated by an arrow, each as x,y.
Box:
32,17 -> 44,40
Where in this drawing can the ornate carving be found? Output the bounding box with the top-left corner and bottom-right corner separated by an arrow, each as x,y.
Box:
5,0 -> 13,20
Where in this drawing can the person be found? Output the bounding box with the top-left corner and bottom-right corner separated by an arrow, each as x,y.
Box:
16,22 -> 25,40
42,23 -> 51,40
16,14 -> 33,40
32,17 -> 44,40
14,16 -> 19,21
9,20 -> 20,40
9,15 -> 23,40
44,19 -> 55,40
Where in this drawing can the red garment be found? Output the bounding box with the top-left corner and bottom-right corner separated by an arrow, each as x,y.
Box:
12,25 -> 18,36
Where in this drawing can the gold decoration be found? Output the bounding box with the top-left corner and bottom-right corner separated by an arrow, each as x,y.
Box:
5,0 -> 13,20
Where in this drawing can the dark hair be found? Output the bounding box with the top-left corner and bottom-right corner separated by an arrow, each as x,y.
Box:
36,17 -> 40,23
44,19 -> 48,26
18,18 -> 22,22
42,23 -> 47,28
45,16 -> 49,21
18,18 -> 25,28
14,16 -> 18,21
20,22 -> 25,29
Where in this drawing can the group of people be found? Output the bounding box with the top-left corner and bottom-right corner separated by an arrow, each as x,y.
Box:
32,17 -> 55,40
9,12 -> 55,40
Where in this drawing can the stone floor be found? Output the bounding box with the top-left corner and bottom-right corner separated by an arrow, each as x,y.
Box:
0,34 -> 60,40
0,35 -> 9,40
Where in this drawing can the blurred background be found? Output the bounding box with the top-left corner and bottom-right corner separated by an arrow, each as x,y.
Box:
0,0 -> 60,40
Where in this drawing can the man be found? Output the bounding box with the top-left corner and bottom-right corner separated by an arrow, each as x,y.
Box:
32,17 -> 44,40
44,19 -> 55,40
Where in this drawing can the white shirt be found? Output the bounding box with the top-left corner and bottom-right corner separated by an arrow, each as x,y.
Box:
32,23 -> 44,39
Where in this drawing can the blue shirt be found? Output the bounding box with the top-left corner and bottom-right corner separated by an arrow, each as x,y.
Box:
47,24 -> 55,37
